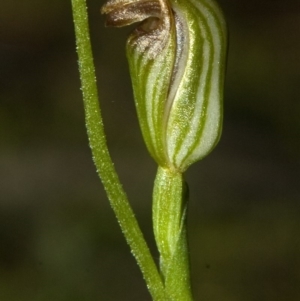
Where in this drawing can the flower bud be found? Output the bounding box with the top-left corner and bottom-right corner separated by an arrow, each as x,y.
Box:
102,0 -> 227,172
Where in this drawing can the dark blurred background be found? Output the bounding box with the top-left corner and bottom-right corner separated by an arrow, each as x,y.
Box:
0,0 -> 299,300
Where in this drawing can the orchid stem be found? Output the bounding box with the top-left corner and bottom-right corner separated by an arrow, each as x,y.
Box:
71,0 -> 166,299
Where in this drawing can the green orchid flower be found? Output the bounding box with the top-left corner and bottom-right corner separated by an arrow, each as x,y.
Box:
72,0 -> 227,299
102,0 -> 227,172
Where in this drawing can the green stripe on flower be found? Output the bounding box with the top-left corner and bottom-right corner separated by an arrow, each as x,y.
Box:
166,0 -> 227,171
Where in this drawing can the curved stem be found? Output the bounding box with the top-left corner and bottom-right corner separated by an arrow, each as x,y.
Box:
71,0 -> 166,299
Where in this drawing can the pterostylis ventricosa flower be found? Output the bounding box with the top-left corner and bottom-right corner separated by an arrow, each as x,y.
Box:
72,0 -> 226,299
102,0 -> 227,172
102,0 -> 227,298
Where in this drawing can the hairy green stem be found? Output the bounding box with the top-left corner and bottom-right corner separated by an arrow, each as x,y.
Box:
71,0 -> 166,299
153,167 -> 193,300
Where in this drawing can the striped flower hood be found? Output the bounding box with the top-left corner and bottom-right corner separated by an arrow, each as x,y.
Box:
102,0 -> 227,172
